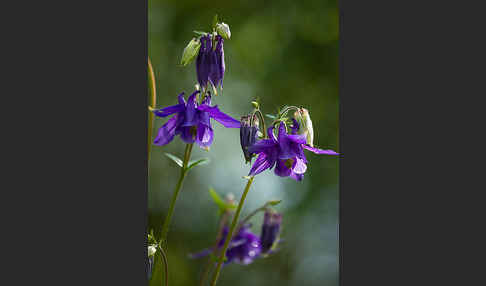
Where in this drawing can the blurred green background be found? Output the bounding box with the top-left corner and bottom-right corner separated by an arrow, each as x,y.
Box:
149,0 -> 339,285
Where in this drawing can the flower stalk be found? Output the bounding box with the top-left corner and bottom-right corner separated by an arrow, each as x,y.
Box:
148,57 -> 157,160
210,176 -> 255,286
160,143 -> 194,245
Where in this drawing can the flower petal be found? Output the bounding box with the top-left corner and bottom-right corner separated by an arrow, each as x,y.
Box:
153,104 -> 185,118
198,105 -> 240,128
182,91 -> 199,126
178,126 -> 196,143
289,172 -> 304,181
178,92 -> 186,105
274,159 -> 292,177
247,139 -> 277,153
153,115 -> 179,146
196,124 -> 214,147
249,153 -> 273,176
292,157 -> 307,174
302,144 -> 339,155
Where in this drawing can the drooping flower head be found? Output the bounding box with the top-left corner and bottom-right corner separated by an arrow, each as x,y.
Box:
147,245 -> 156,280
189,224 -> 262,265
196,34 -> 225,90
240,114 -> 260,163
153,91 -> 240,148
260,210 -> 282,254
248,121 -> 338,181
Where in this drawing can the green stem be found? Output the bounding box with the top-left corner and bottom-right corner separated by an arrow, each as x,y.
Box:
157,245 -> 169,286
148,57 -> 157,161
210,176 -> 255,286
160,143 -> 194,244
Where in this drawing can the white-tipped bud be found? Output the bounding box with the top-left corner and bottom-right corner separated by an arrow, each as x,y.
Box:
180,38 -> 201,66
216,22 -> 231,40
294,108 -> 314,147
148,245 -> 157,257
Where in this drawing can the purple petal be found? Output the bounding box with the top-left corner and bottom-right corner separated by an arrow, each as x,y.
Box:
196,36 -> 211,88
267,126 -> 277,142
182,91 -> 199,127
274,159 -> 292,177
302,144 -> 339,155
290,119 -> 300,134
178,126 -> 196,143
289,172 -> 304,181
178,92 -> 186,105
198,105 -> 240,128
153,104 -> 185,118
196,124 -> 214,147
188,248 -> 213,259
247,139 -> 277,153
249,153 -> 274,176
153,115 -> 179,146
277,122 -> 288,141
292,157 -> 307,174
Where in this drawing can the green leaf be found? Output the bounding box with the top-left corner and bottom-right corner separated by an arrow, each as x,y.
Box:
209,188 -> 236,212
266,114 -> 276,119
212,14 -> 219,29
193,30 -> 207,36
187,158 -> 210,170
164,153 -> 183,168
267,200 -> 282,206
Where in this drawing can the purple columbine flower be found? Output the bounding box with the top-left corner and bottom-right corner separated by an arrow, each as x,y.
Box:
189,224 -> 262,265
153,90 -> 240,148
247,122 -> 338,181
260,210 -> 282,254
240,114 -> 259,163
196,34 -> 225,89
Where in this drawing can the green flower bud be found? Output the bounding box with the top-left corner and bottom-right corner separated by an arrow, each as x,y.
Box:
180,38 -> 201,66
295,108 -> 314,147
216,22 -> 231,40
148,245 -> 156,257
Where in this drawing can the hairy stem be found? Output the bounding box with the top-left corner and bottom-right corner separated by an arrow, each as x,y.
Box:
160,143 -> 194,244
210,176 -> 255,286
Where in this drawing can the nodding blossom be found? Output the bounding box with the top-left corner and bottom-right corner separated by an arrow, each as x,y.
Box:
260,210 -> 282,254
196,34 -> 225,89
247,122 -> 338,181
240,114 -> 260,163
189,224 -> 262,265
153,90 -> 240,148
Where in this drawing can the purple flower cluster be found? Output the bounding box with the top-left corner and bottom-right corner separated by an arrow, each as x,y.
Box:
196,35 -> 225,89
248,121 -> 338,181
153,91 -> 240,148
190,210 -> 282,265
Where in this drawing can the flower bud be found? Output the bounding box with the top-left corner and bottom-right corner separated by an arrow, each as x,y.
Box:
148,245 -> 156,257
216,22 -> 231,40
260,210 -> 282,254
294,108 -> 314,147
180,38 -> 201,66
240,114 -> 259,163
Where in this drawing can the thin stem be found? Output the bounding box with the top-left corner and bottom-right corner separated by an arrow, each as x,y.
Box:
157,245 -> 169,286
160,143 -> 194,244
148,57 -> 157,161
210,176 -> 255,286
199,211 -> 229,286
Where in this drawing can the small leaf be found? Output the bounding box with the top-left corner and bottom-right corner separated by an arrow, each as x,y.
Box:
193,30 -> 208,36
267,200 -> 282,206
164,153 -> 183,167
187,158 -> 210,170
266,114 -> 276,119
209,188 -> 236,213
212,14 -> 219,29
